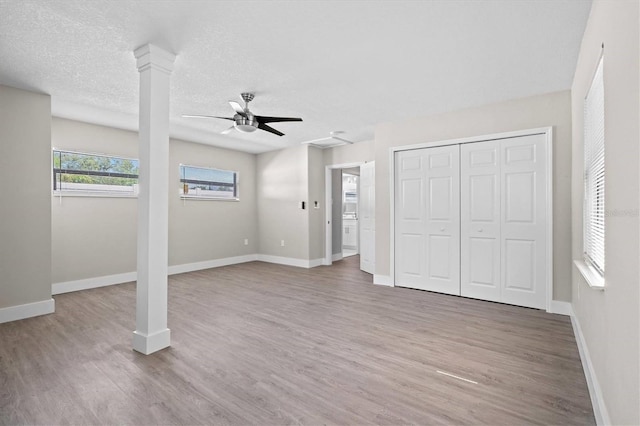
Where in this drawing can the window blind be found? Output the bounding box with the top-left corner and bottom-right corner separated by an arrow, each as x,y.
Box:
583,55 -> 605,275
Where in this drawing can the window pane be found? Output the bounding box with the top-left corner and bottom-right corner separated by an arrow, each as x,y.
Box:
583,55 -> 605,275
53,150 -> 139,195
180,165 -> 238,200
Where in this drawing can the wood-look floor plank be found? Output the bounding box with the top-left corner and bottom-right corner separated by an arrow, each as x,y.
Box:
0,256 -> 594,425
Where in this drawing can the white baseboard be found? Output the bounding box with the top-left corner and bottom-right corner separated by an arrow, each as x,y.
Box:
53,271 -> 137,295
256,254 -> 323,269
0,298 -> 55,324
332,253 -> 343,261
52,254 -> 327,295
168,254 -> 258,275
570,306 -> 610,426
373,274 -> 393,286
548,300 -> 572,316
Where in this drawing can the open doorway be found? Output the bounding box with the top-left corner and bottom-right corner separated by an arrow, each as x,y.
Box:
324,161 -> 375,274
341,168 -> 359,258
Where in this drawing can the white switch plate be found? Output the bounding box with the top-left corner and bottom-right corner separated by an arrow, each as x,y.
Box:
244,239 -> 249,245
280,240 -> 285,247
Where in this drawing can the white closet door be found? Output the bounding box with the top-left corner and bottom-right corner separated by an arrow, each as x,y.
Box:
359,161 -> 375,274
395,145 -> 460,295
500,134 -> 547,309
460,140 -> 501,302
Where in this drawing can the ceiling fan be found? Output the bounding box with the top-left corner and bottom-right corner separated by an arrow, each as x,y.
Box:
182,93 -> 302,137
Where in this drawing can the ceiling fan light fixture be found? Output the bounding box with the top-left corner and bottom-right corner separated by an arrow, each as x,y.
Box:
233,114 -> 258,133
235,123 -> 258,133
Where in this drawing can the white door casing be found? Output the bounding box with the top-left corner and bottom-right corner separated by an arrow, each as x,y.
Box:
395,145 -> 461,295
359,161 -> 375,274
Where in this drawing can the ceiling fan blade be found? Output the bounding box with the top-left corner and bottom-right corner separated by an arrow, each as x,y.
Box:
221,126 -> 235,135
255,115 -> 303,123
182,114 -> 234,121
258,122 -> 284,137
229,101 -> 247,117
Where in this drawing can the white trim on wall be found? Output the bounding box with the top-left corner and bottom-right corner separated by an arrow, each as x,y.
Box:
53,271 -> 138,295
0,298 -> 55,324
373,275 -> 393,286
168,255 -> 258,275
257,254 -> 324,269
52,254 -> 324,295
570,306 -> 611,426
548,300 -> 572,316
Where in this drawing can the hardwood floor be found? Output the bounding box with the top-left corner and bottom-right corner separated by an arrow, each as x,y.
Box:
0,256 -> 594,425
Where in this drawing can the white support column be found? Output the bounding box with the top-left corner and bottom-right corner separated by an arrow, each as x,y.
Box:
132,44 -> 175,355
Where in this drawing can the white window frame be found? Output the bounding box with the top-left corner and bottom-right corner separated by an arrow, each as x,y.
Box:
52,149 -> 139,198
580,54 -> 605,289
179,164 -> 239,201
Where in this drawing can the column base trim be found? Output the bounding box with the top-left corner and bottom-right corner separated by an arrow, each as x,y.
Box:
132,328 -> 171,355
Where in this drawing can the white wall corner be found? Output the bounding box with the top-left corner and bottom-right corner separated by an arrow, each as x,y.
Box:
548,300 -> 573,316
0,298 -> 55,324
570,308 -> 611,426
332,253 -> 343,262
308,258 -> 324,268
373,274 -> 393,286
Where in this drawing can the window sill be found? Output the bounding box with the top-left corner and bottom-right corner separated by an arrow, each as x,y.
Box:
53,191 -> 138,199
574,260 -> 605,290
180,195 -> 239,202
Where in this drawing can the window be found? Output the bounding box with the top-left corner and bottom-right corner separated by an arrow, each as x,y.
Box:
53,150 -> 139,196
583,55 -> 605,278
180,164 -> 238,200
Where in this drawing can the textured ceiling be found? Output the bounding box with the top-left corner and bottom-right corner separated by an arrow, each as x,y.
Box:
0,0 -> 592,154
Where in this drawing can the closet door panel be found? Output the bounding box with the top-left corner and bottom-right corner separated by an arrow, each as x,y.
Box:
424,145 -> 460,295
395,150 -> 427,287
395,145 -> 460,295
500,134 -> 547,309
460,141 -> 501,302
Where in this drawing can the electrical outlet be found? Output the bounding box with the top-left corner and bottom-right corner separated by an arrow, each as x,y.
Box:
244,239 -> 249,246
280,240 -> 285,247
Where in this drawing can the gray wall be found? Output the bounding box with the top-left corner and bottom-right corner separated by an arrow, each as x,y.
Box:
257,144 -> 309,259
307,146 -> 325,260
324,140 -> 374,166
374,90 -> 573,301
0,85 -> 52,309
51,118 -> 258,283
51,118 -> 137,283
570,1 -> 639,423
169,139 -> 257,266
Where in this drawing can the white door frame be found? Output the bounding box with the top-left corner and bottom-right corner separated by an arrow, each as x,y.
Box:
389,126 -> 554,312
324,162 -> 365,266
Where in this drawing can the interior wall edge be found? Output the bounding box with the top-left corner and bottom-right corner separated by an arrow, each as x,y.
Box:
570,306 -> 611,426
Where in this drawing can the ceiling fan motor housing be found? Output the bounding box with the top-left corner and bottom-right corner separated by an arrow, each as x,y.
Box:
233,113 -> 258,133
